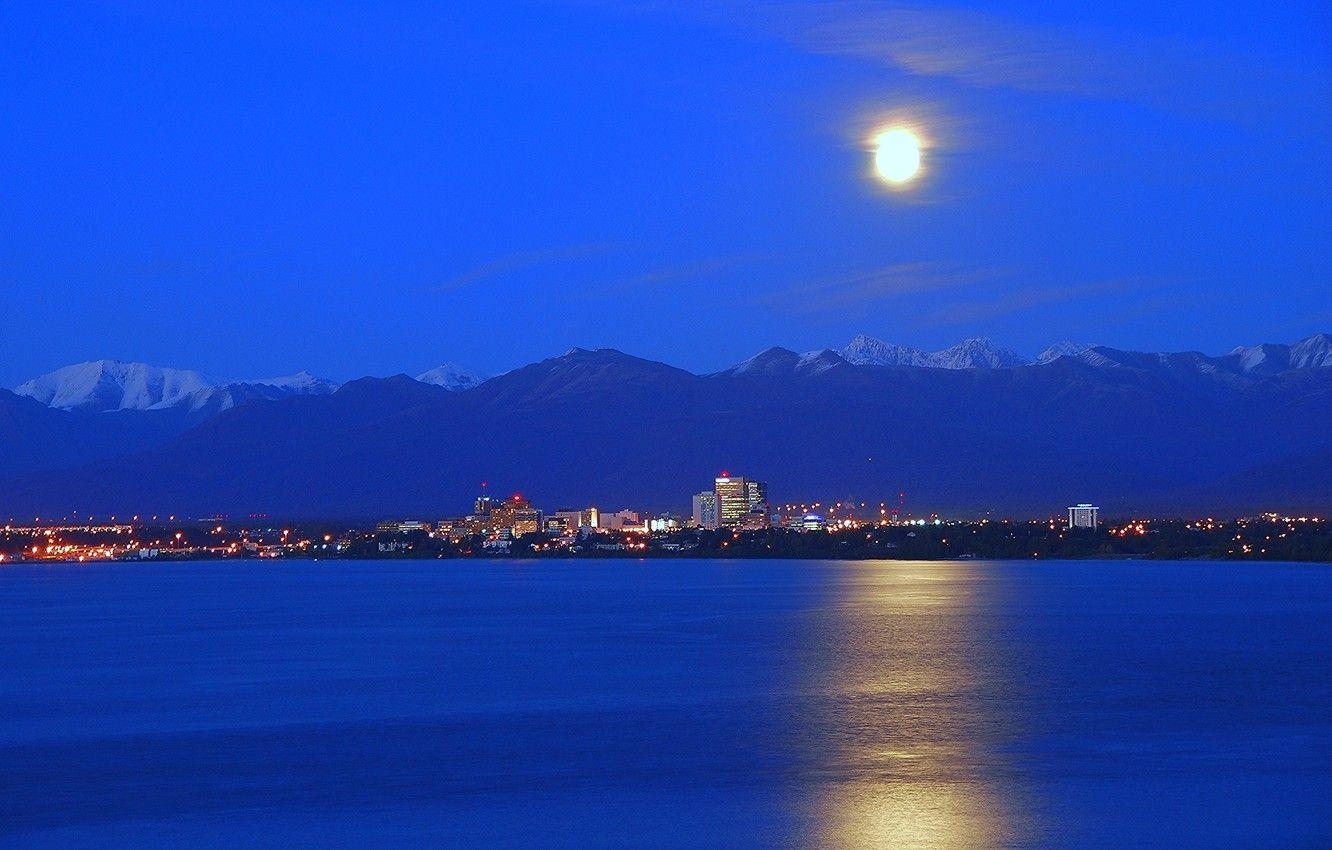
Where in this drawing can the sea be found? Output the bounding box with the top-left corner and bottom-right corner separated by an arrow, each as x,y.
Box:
1,558 -> 1328,848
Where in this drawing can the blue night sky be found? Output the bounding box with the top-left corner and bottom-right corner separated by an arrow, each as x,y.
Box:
2,1 -> 1329,384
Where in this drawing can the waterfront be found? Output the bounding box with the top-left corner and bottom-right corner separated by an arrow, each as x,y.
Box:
1,559 -> 1329,847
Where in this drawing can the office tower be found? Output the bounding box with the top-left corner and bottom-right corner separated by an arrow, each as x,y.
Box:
745,479 -> 768,514
490,494 -> 542,537
715,476 -> 748,527
1068,504 -> 1100,529
715,475 -> 769,527
692,492 -> 719,530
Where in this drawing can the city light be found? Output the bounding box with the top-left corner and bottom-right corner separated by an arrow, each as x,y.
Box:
1,493 -> 1327,565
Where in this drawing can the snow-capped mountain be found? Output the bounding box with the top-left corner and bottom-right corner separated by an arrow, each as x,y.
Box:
14,360 -> 338,413
715,347 -> 849,377
840,335 -> 1025,369
1225,333 -> 1332,375
716,347 -> 804,376
1056,334 -> 1332,379
839,335 -> 935,368
931,337 -> 1027,369
795,349 -> 848,376
840,333 -> 1332,372
16,335 -> 1329,418
16,361 -> 218,411
1035,341 -> 1095,364
415,363 -> 488,391
1290,333 -> 1332,368
249,370 -> 340,395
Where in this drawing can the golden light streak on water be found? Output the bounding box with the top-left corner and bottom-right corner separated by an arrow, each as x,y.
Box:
796,561 -> 1034,848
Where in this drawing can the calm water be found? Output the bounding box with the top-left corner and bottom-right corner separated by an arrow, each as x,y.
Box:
1,559 -> 1328,848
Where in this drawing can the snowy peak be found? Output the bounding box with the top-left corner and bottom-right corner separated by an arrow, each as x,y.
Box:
1291,333 -> 1332,368
842,335 -> 1024,369
1223,333 -> 1332,376
1062,334 -> 1332,380
932,337 -> 1026,369
717,347 -> 801,376
415,363 -> 488,392
1226,343 -> 1288,375
1035,341 -> 1094,364
840,335 -> 934,367
248,370 -> 340,395
15,360 -> 338,413
843,333 -> 1332,373
16,360 -> 218,412
717,347 -> 850,378
795,348 -> 848,375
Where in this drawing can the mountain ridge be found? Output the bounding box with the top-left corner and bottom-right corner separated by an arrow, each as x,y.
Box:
3,336 -> 1330,518
15,333 -> 1329,414
14,360 -> 340,414
839,335 -> 1028,369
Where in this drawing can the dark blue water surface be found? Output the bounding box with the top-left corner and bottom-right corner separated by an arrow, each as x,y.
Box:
1,559 -> 1329,848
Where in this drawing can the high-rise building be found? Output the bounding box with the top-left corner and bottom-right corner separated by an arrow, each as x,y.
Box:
746,479 -> 768,514
715,475 -> 770,527
1068,504 -> 1100,529
715,476 -> 748,527
692,492 -> 719,530
490,494 -> 541,537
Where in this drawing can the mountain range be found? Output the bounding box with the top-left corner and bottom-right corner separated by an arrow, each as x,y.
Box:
13,360 -> 339,415
3,334 -> 1329,519
840,335 -> 1034,369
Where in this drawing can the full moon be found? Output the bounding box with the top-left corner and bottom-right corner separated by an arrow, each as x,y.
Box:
874,128 -> 922,185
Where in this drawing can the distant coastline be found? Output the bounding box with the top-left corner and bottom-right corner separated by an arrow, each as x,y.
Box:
5,515 -> 1329,565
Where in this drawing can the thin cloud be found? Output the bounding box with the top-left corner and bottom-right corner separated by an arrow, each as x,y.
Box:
923,276 -> 1169,326
779,4 -> 1199,103
620,255 -> 763,288
766,264 -> 1180,325
765,261 -> 1005,314
611,1 -> 1329,123
430,243 -> 618,292
568,253 -> 768,301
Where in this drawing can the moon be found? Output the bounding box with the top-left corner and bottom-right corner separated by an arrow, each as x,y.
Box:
874,128 -> 922,185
